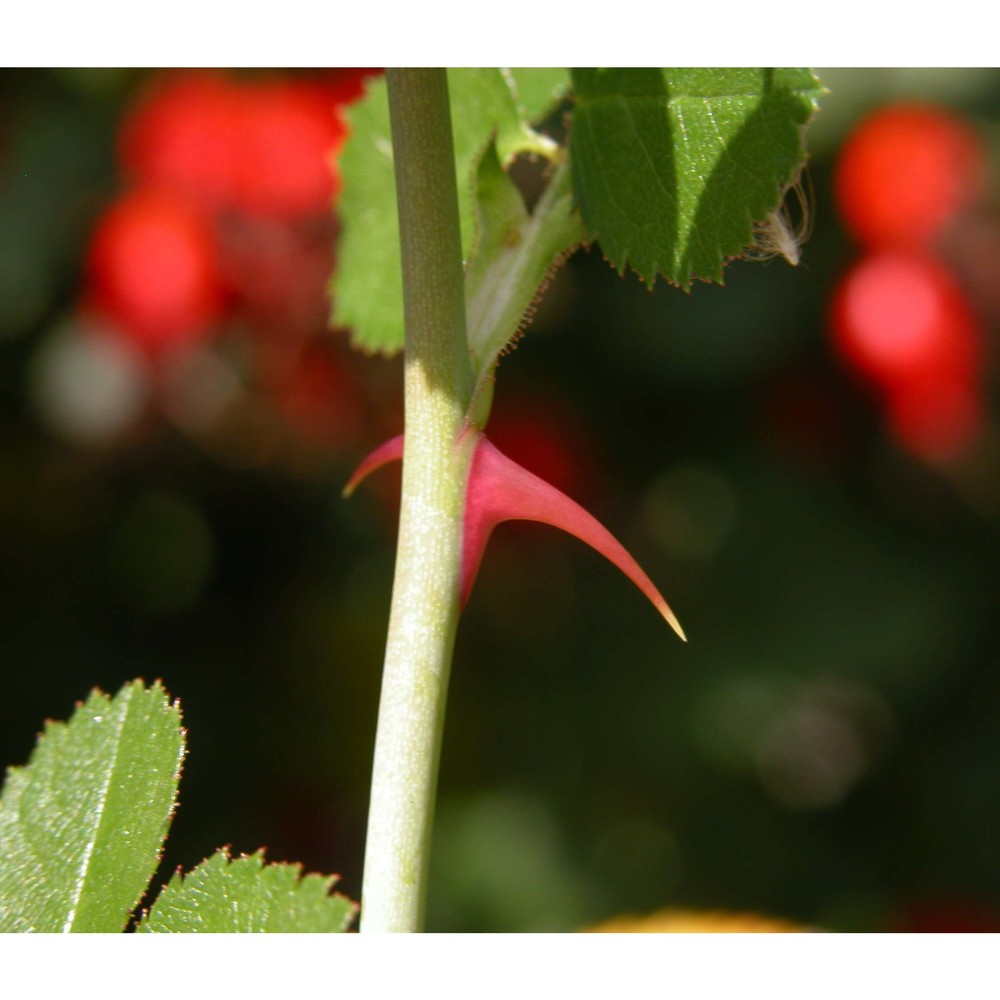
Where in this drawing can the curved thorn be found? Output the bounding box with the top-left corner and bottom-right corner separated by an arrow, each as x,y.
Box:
464,435 -> 686,640
342,434 -> 405,498
342,431 -> 686,641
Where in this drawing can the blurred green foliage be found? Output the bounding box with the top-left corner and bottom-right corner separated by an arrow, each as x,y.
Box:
2,68 -> 1000,932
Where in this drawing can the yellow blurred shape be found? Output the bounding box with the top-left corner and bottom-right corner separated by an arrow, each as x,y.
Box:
586,908 -> 806,933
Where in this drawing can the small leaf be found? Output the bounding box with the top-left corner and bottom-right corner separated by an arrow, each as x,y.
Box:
449,68 -> 555,168
570,68 -> 824,288
332,69 -> 558,356
505,68 -> 571,124
465,146 -> 586,396
137,849 -> 357,933
0,680 -> 185,932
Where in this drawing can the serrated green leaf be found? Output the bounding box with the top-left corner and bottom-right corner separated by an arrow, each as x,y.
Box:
331,69 -> 559,356
137,849 -> 357,932
330,76 -> 399,355
569,68 -> 824,288
466,147 -> 585,406
0,680 -> 184,932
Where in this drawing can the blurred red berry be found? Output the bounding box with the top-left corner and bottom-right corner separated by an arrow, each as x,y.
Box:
86,187 -> 224,354
830,251 -> 985,462
232,79 -> 348,219
884,373 -> 983,462
119,70 -> 364,221
118,71 -> 244,213
835,103 -> 985,248
830,251 -> 981,390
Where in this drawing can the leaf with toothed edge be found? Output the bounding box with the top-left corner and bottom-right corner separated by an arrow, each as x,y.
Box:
331,69 -> 561,357
137,849 -> 357,932
0,680 -> 185,932
569,68 -> 824,289
465,145 -> 587,402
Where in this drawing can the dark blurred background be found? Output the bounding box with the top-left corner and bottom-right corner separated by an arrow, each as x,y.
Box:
2,68 -> 1000,932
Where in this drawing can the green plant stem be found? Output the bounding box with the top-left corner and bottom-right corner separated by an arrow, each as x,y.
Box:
359,68 -> 474,933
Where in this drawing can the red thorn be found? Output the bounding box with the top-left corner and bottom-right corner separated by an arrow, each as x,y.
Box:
343,431 -> 685,640
342,434 -> 404,498
464,435 -> 685,639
